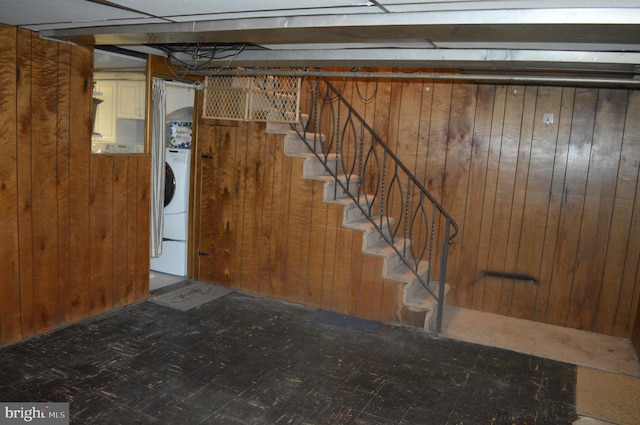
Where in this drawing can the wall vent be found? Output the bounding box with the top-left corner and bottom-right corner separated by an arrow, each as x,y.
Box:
203,75 -> 300,123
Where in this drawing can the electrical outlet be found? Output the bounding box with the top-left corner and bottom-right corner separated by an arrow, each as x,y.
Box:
543,113 -> 554,125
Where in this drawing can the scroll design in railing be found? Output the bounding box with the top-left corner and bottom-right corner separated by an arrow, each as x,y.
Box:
293,77 -> 458,334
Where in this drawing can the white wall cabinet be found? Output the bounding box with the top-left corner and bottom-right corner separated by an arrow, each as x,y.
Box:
92,78 -> 146,153
117,81 -> 146,119
93,81 -> 116,142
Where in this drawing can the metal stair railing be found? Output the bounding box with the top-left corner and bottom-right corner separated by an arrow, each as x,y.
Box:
291,77 -> 459,334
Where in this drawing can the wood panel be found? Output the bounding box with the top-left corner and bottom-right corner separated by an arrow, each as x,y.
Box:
498,86 -> 537,317
511,87 -> 563,319
193,72 -> 640,339
472,85 -> 508,310
113,156 -> 130,308
0,25 -> 151,348
31,35 -> 60,333
483,85 -> 525,313
56,42 -> 72,326
0,25 -> 20,346
304,142 -> 332,307
134,155 -> 151,301
69,43 -> 93,322
16,28 -> 35,340
455,85 -> 495,306
614,92 -> 640,337
599,90 -> 640,335
259,132 -> 280,298
284,149 -> 314,305
534,88 -> 575,323
234,123 -> 249,290
320,206 -> 342,311
270,139 -> 292,300
240,122 -> 265,295
567,89 -> 627,330
545,89 -> 598,326
634,293 -> 640,355
195,122 -> 237,285
441,83 -> 477,299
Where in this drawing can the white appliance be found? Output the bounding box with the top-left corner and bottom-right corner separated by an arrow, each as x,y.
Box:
150,148 -> 191,276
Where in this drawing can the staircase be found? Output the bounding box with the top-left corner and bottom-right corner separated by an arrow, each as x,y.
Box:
266,77 -> 458,334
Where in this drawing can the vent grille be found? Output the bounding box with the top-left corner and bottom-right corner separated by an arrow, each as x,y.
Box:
203,75 -> 300,123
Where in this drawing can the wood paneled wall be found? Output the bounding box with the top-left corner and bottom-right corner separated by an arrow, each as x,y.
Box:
193,75 -> 640,338
193,115 -> 402,324
0,26 -> 150,348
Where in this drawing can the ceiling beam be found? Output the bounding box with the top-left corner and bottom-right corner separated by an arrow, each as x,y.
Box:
167,48 -> 640,74
187,68 -> 640,87
41,8 -> 640,46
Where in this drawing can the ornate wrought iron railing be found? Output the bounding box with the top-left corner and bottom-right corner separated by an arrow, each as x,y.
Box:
292,77 -> 459,334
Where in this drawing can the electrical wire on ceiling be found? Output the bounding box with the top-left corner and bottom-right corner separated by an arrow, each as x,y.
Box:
155,43 -> 249,72
153,44 -> 640,88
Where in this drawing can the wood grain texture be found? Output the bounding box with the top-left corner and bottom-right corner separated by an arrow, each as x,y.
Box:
596,90 -> 640,336
259,132 -> 279,297
31,35 -> 60,333
0,26 -> 151,347
614,91 -> 640,337
306,178 -> 329,308
192,74 -> 640,339
442,83 -> 476,300
112,156 -> 130,308
472,85 -> 508,310
483,85 -> 525,314
16,28 -> 35,340
0,25 -> 21,346
498,86 -> 536,317
534,88 -> 575,322
545,89 -> 597,327
284,157 -> 314,304
68,44 -> 92,322
454,84 -> 494,307
193,122 -> 216,281
511,87 -> 562,319
568,89 -> 627,330
240,122 -> 267,295
234,123 -> 250,291
56,42 -> 72,326
89,155 -> 114,316
134,155 -> 151,302
126,157 -> 139,305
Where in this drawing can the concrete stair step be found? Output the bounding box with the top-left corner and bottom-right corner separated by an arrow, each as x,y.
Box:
302,154 -> 339,179
403,280 -> 450,331
266,113 -> 309,134
318,174 -> 359,202
333,196 -> 380,225
386,259 -> 429,285
284,131 -> 325,157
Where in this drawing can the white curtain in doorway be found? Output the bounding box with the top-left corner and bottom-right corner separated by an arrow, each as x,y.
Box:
150,78 -> 166,258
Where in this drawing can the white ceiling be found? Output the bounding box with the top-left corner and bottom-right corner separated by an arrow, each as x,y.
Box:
2,0 -> 640,83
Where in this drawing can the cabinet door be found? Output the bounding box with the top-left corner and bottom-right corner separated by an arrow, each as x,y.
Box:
117,81 -> 145,119
93,81 -> 116,142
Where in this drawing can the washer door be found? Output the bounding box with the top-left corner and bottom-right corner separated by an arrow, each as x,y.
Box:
164,161 -> 176,207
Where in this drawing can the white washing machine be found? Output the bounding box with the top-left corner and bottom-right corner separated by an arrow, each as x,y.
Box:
150,148 -> 191,276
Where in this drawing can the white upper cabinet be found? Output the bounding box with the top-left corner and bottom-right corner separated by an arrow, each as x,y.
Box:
117,81 -> 146,120
93,81 -> 117,142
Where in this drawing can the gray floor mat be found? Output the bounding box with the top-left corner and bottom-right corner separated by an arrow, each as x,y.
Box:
149,281 -> 234,311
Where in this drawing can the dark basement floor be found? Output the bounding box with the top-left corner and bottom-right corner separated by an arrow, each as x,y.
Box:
0,283 -> 577,425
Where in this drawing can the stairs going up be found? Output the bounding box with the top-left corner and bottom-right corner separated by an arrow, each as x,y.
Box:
266,117 -> 450,332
